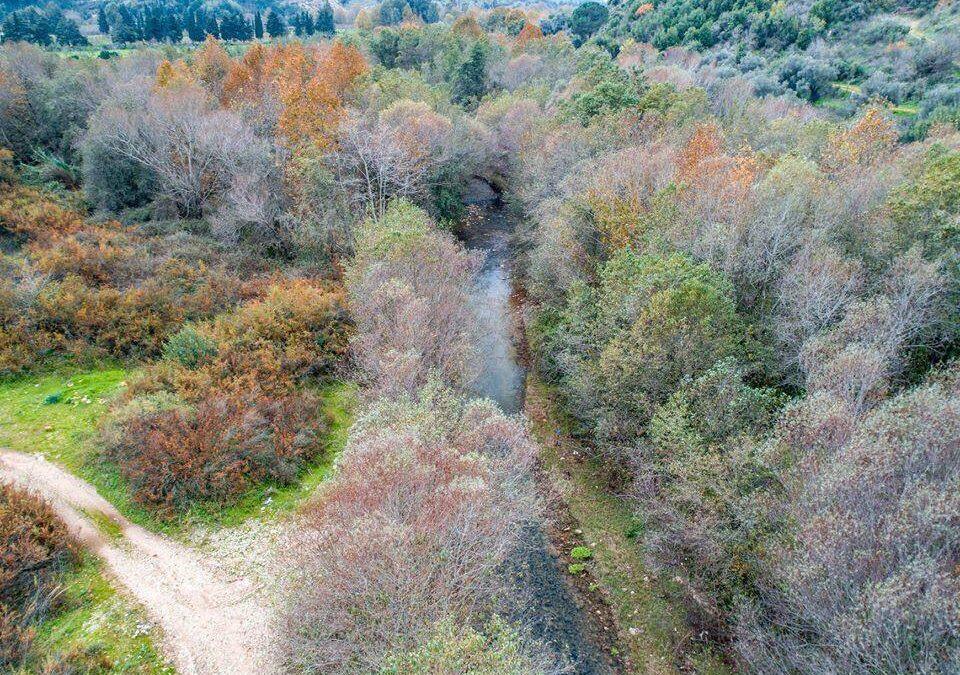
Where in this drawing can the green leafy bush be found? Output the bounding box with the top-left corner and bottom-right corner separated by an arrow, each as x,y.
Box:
570,545 -> 593,560
162,324 -> 219,369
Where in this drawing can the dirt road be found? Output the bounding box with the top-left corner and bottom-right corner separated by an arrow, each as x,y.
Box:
0,449 -> 278,675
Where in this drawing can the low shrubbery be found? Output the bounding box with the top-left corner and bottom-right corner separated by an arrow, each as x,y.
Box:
0,178 -> 244,376
738,364 -> 960,672
283,387 -> 538,672
104,279 -> 351,515
633,360 -> 787,635
347,200 -> 482,397
0,483 -> 76,667
380,616 -> 554,674
104,390 -> 325,514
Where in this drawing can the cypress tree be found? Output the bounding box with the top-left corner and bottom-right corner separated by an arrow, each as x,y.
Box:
97,4 -> 109,34
316,1 -> 334,35
452,41 -> 487,108
254,10 -> 263,39
186,10 -> 204,41
54,15 -> 88,46
204,13 -> 219,38
265,11 -> 285,38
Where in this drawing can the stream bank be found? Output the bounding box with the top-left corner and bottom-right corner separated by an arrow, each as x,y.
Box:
459,183 -> 625,674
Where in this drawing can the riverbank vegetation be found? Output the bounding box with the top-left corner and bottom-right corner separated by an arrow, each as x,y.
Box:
0,1 -> 957,671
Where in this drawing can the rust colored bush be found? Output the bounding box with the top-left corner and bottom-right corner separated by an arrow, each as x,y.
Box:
0,483 -> 76,668
214,280 -> 352,385
105,391 -> 327,515
0,185 -> 84,244
30,223 -> 140,286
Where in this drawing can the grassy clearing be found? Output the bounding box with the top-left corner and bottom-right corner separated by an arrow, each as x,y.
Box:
13,554 -> 172,675
525,377 -> 731,675
0,366 -> 168,530
0,368 -> 358,533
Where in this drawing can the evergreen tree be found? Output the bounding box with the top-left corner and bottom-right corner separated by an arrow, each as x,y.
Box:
292,12 -> 303,36
265,11 -> 285,38
164,12 -> 182,42
254,10 -> 263,39
112,6 -> 142,44
1,11 -> 29,43
220,11 -> 238,39
54,15 -> 88,45
378,0 -> 405,26
452,41 -> 487,108
97,4 -> 109,34
408,0 -> 439,23
304,12 -> 315,35
186,10 -> 204,41
144,6 -> 162,41
316,2 -> 334,35
204,13 -> 219,38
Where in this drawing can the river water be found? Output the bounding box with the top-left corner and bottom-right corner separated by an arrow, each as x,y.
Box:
460,186 -> 612,674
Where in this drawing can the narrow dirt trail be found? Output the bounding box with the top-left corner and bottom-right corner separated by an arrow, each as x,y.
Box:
0,449 -> 278,675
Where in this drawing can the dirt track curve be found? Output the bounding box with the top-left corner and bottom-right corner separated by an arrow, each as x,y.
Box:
0,449 -> 278,675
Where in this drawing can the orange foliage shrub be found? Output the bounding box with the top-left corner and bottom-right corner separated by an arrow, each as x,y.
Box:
0,483 -> 76,667
221,41 -> 367,151
822,108 -> 898,174
213,280 -> 351,384
0,185 -> 84,243
0,185 -> 244,375
515,22 -> 543,48
155,58 -> 194,90
192,35 -> 232,98
105,391 -> 326,514
106,280 -> 351,515
677,121 -> 725,183
30,223 -> 137,286
278,42 -> 368,151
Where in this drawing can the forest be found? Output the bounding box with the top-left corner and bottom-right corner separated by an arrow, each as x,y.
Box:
0,0 -> 958,673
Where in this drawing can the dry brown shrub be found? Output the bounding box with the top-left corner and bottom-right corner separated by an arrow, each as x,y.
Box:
0,483 -> 76,667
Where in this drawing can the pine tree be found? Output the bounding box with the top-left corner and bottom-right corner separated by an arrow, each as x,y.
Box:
54,15 -> 88,45
254,10 -> 263,39
316,1 -> 334,35
204,13 -> 219,38
265,11 -> 285,38
164,12 -> 182,42
1,12 -> 28,43
186,10 -> 204,42
112,6 -> 142,44
452,41 -> 487,108
219,11 -> 237,39
97,4 -> 109,34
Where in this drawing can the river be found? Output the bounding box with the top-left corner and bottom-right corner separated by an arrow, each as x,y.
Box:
460,183 -> 613,674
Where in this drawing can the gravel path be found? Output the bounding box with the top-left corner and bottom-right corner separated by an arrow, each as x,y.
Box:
0,449 -> 278,675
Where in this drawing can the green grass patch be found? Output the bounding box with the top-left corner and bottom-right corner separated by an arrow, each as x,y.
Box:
83,509 -> 125,541
526,377 -> 731,675
14,553 -> 172,674
0,368 -> 358,534
0,367 -> 169,532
